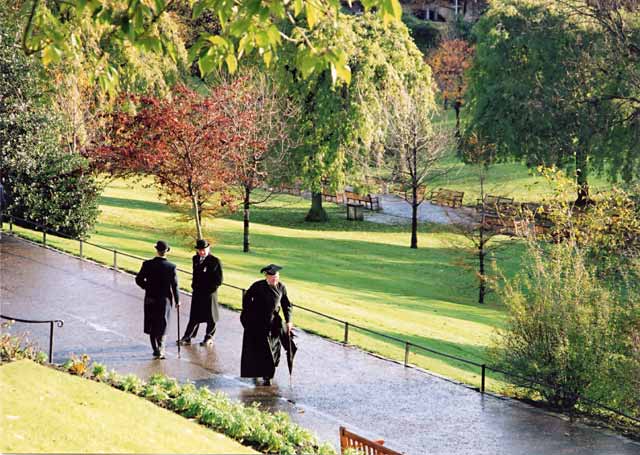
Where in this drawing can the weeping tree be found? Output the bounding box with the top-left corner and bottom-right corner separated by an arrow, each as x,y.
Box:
465,0 -> 640,204
275,13 -> 435,221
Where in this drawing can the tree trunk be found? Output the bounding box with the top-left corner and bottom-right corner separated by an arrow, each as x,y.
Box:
305,192 -> 329,222
454,101 -> 463,158
243,186 -> 251,253
454,101 -> 461,139
575,149 -> 590,207
192,195 -> 203,240
410,187 -> 418,249
478,172 -> 486,304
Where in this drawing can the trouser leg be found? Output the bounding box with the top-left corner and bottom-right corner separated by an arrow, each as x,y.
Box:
181,319 -> 199,340
150,335 -> 159,355
203,321 -> 216,341
157,335 -> 166,356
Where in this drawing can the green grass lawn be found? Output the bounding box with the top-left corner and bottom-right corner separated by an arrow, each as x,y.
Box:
4,177 -> 524,391
0,360 -> 257,454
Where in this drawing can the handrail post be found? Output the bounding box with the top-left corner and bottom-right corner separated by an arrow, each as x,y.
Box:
49,321 -> 54,363
343,322 -> 349,344
79,239 -> 83,259
404,342 -> 410,366
9,216 -> 13,232
481,364 -> 486,394
113,249 -> 118,270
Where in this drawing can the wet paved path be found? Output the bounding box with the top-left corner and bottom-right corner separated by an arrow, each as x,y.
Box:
1,234 -> 639,455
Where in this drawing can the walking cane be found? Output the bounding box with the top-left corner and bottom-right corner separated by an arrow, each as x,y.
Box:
176,304 -> 181,359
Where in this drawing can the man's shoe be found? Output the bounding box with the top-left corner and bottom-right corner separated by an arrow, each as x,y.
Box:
200,338 -> 213,346
177,339 -> 191,346
158,352 -> 166,359
262,377 -> 272,386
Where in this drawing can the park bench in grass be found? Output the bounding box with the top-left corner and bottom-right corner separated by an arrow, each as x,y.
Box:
429,188 -> 464,208
345,191 -> 381,211
339,427 -> 402,455
322,192 -> 345,204
476,195 -> 518,233
515,202 -> 554,236
276,185 -> 303,196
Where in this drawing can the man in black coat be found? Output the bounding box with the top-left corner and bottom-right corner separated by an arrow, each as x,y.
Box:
240,264 -> 294,386
178,239 -> 223,346
135,240 -> 180,359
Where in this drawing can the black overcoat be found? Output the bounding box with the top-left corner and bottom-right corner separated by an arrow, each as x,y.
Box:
135,257 -> 180,337
189,254 -> 223,323
240,280 -> 292,378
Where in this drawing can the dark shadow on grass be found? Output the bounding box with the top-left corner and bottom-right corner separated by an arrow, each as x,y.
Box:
99,195 -> 173,213
223,230 -> 511,327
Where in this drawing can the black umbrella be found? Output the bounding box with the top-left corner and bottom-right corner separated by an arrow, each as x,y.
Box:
281,327 -> 297,385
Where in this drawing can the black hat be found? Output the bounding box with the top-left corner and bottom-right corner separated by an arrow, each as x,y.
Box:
194,239 -> 210,249
155,240 -> 170,252
260,264 -> 282,275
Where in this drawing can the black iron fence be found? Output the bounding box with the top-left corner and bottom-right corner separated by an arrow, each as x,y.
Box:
1,213 -> 638,425
1,314 -> 64,362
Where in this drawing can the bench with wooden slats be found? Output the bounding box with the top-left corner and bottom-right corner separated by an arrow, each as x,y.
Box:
344,191 -> 381,211
429,188 -> 464,208
339,427 -> 403,455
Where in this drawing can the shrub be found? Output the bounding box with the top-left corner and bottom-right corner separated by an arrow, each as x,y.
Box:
492,241 -> 639,415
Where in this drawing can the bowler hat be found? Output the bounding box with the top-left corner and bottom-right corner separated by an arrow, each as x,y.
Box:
260,264 -> 282,275
155,240 -> 170,252
194,239 -> 210,249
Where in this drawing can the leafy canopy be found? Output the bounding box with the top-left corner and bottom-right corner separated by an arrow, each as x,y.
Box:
21,0 -> 403,95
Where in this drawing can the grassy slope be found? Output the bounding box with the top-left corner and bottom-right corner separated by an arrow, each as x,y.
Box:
7,177 -> 526,389
0,360 -> 257,454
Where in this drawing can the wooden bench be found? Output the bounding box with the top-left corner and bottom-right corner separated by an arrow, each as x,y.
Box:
429,188 -> 464,208
339,427 -> 402,455
476,195 -> 518,233
276,185 -> 303,196
345,191 -> 381,211
322,192 -> 345,204
515,202 -> 554,236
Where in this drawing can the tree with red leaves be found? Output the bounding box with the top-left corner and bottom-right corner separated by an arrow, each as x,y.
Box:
94,83 -> 251,240
428,39 -> 474,139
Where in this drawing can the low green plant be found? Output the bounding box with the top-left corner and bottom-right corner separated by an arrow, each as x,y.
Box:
0,323 -> 47,364
91,362 -> 107,381
120,373 -> 144,394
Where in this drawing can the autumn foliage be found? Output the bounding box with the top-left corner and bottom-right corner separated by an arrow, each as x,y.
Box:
428,39 -> 474,135
92,83 -> 261,239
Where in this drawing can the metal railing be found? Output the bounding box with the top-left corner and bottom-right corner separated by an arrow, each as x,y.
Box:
1,315 -> 64,363
1,212 -> 638,425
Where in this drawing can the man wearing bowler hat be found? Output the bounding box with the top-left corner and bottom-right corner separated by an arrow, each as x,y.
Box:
135,240 -> 180,359
178,239 -> 223,346
240,264 -> 294,386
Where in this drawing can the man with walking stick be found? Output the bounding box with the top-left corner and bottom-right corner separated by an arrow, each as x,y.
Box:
135,240 -> 180,359
178,239 -> 223,347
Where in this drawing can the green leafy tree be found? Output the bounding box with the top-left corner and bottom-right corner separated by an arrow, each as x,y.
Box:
276,13 -> 435,221
465,0 -> 639,203
20,0 -> 402,95
0,4 -> 100,237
